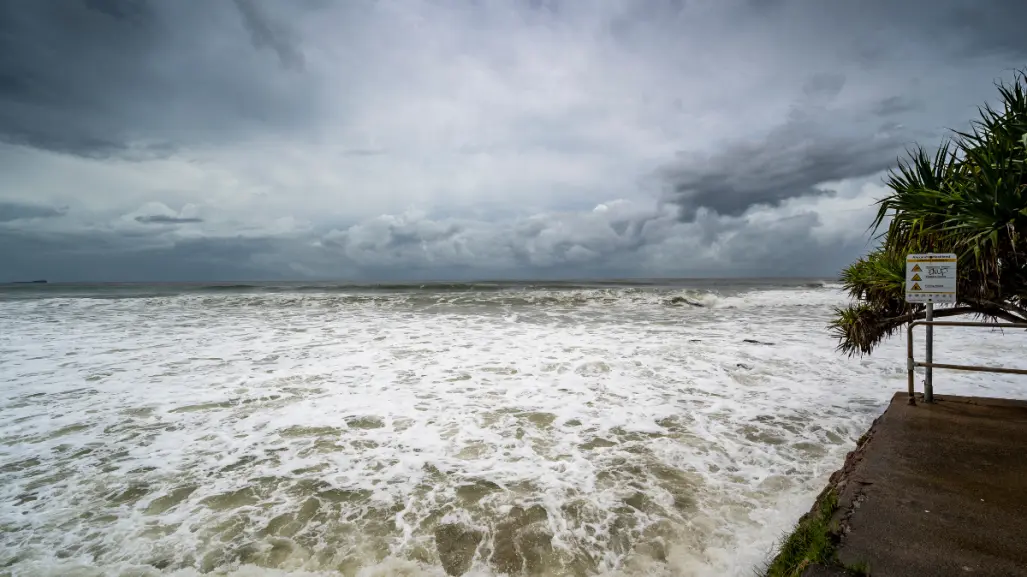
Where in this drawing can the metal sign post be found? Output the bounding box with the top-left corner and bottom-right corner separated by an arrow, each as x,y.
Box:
926,302 -> 933,399
905,253 -> 957,403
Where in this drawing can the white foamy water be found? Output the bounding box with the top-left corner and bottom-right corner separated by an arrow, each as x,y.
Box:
1,282 -> 1025,577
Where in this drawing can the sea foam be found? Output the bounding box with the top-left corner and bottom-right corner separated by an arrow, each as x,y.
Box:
1,284 -> 1024,576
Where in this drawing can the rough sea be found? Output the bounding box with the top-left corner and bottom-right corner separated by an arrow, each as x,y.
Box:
2,280 -> 1025,577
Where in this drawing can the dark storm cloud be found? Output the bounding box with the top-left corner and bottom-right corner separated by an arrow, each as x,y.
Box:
662,99 -> 905,220
750,0 -> 1027,62
903,1 -> 1027,59
231,0 -> 305,70
0,201 -> 66,222
0,228 -> 283,282
1,0 -> 1024,281
134,215 -> 204,225
0,0 -> 316,157
660,0 -> 1027,221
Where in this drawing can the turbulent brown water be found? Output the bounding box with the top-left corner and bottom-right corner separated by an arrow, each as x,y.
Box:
1,280 -> 1024,576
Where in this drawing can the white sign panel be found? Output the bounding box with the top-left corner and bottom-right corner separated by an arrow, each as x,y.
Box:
906,253 -> 957,303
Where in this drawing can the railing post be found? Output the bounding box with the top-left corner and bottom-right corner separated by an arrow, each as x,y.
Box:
907,321 -> 916,405
903,321 -> 1027,396
925,303 -> 934,403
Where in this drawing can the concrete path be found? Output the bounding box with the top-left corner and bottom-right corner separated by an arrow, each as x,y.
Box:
818,392 -> 1027,576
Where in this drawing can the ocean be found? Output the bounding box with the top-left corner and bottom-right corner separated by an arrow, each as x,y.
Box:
2,280 -> 1025,577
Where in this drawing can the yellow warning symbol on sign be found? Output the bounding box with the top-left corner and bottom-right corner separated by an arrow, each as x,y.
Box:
912,283 -> 922,291
911,273 -> 922,281
912,264 -> 922,272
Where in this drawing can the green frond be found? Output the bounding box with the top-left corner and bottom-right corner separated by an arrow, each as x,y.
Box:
829,304 -> 908,357
831,68 -> 1027,356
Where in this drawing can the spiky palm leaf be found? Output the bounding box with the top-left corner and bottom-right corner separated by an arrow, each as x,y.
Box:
833,69 -> 1027,356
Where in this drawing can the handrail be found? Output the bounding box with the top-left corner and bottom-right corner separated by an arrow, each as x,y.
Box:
907,320 -> 1027,405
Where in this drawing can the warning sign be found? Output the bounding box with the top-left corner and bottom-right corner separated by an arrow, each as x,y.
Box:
906,253 -> 957,303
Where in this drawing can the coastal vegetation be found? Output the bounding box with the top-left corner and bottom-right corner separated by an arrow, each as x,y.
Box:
759,488 -> 869,577
760,488 -> 839,576
831,69 -> 1027,356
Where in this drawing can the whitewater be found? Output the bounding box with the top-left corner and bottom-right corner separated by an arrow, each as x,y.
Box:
1,280 -> 1025,577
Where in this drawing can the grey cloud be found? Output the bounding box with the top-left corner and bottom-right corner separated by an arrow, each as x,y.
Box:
0,0 -> 318,157
720,212 -> 823,273
872,96 -> 923,117
313,200 -> 862,279
82,0 -> 149,21
802,73 -> 846,102
134,215 -> 204,225
0,195 -> 877,282
0,228 -> 284,282
654,0 -> 1021,225
0,201 -> 67,222
342,149 -> 389,157
2,0 -> 1024,282
662,108 -> 903,220
327,214 -> 474,268
749,0 -> 1027,62
232,0 -> 305,70
924,2 -> 1027,58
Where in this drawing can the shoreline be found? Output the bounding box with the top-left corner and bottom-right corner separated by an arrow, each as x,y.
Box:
759,409 -> 883,576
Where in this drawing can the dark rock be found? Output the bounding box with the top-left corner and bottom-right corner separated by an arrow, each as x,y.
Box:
736,363 -> 752,370
668,296 -> 705,307
742,339 -> 775,346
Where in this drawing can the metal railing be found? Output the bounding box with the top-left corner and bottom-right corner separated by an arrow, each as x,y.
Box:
907,320 -> 1027,404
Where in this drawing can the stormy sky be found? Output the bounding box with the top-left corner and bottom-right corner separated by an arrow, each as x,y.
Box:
1,0 -> 1025,282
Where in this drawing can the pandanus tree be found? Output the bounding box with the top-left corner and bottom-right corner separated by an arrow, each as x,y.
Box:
831,69 -> 1027,356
